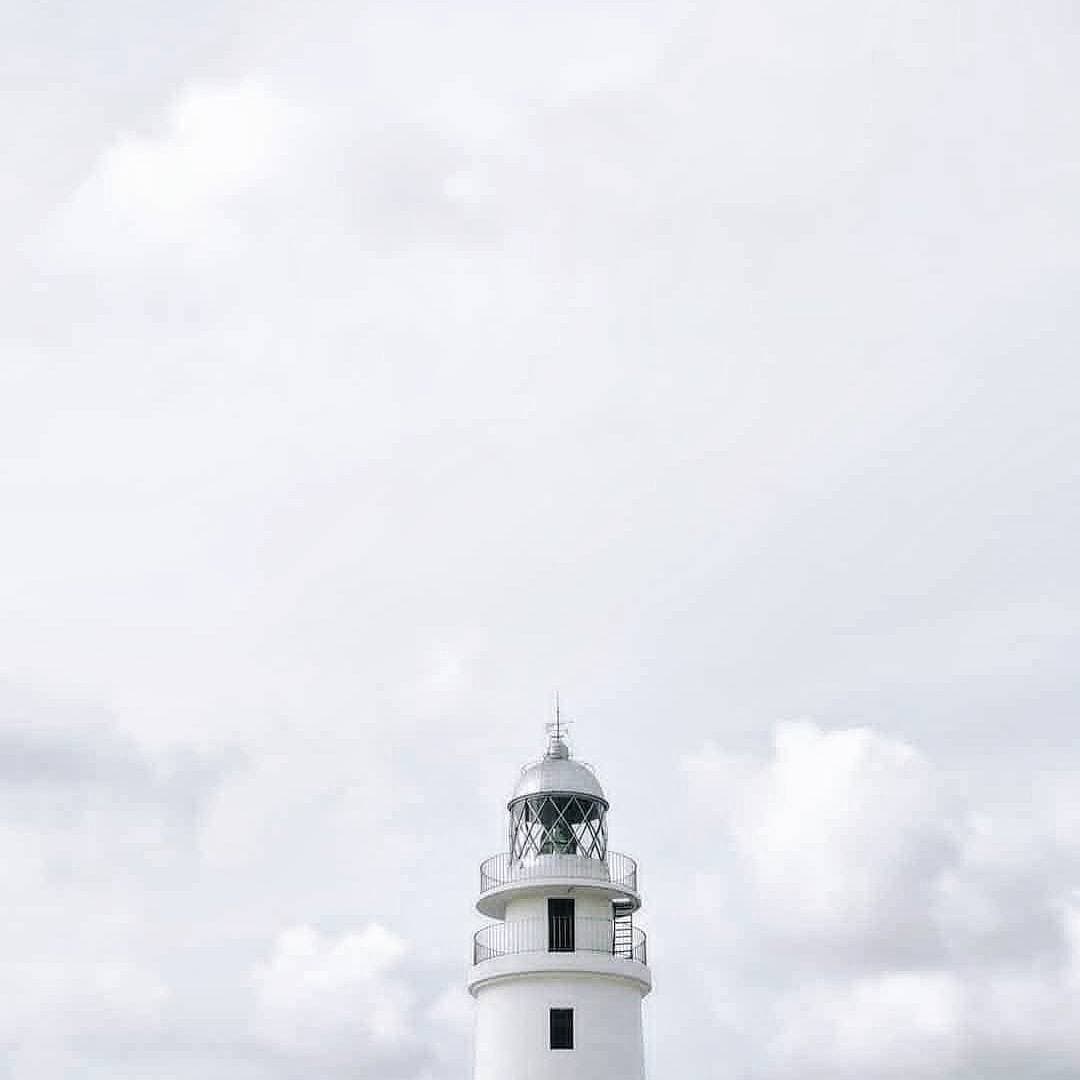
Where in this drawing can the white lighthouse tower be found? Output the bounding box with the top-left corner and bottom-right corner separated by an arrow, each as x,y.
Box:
468,724 -> 651,1079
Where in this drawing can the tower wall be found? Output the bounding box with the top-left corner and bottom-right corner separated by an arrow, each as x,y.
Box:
473,972 -> 646,1080
504,889 -> 613,921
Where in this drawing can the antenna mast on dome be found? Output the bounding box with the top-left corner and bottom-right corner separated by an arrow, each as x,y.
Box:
546,692 -> 572,758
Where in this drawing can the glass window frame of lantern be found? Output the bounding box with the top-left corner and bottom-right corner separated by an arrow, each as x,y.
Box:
508,792 -> 609,862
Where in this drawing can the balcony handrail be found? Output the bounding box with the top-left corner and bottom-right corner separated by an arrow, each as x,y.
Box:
479,850 -> 638,894
473,916 -> 647,966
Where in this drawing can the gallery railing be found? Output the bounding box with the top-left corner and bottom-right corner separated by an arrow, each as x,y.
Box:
479,850 -> 638,894
473,917 -> 647,966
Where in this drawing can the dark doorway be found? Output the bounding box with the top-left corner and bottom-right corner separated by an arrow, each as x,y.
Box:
548,898 -> 575,952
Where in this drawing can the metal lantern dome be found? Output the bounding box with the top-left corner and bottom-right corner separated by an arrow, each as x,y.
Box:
508,733 -> 608,862
510,734 -> 607,803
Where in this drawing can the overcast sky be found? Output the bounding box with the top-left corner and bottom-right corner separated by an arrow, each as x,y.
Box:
2,1 -> 1079,1077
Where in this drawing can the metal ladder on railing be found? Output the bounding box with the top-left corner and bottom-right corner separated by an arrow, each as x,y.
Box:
611,899 -> 634,959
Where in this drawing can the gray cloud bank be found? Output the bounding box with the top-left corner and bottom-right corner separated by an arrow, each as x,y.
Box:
3,693 -> 1078,1079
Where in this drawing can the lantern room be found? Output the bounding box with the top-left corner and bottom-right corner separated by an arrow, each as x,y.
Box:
507,733 -> 608,861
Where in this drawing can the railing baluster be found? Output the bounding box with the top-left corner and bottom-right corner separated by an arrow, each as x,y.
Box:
474,918 -> 646,967
479,850 -> 637,893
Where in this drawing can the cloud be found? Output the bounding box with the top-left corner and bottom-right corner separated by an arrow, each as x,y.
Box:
687,722 -> 955,962
252,924 -> 428,1076
679,723 -> 1080,1079
0,691 -> 190,1065
771,970 -> 963,1079
0,957 -> 170,1048
0,683 -> 448,1079
2,2 -> 1079,1077
47,79 -> 302,263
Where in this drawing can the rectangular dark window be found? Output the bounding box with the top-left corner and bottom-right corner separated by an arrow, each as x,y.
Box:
548,898 -> 575,952
550,1007 -> 574,1050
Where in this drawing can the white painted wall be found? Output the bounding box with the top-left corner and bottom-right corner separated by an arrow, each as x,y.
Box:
473,972 -> 646,1080
504,889 -> 612,921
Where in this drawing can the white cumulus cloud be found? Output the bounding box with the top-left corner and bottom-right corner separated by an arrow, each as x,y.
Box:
687,721 -> 955,960
678,722 -> 1080,1079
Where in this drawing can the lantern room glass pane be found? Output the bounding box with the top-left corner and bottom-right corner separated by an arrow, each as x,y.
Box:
509,794 -> 607,861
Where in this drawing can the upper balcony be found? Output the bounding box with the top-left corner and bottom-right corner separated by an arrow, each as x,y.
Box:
476,851 -> 640,918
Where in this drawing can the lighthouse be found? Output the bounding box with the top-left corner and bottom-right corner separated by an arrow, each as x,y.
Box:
468,725 -> 652,1078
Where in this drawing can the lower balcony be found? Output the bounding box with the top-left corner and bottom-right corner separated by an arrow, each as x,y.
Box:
473,917 -> 647,967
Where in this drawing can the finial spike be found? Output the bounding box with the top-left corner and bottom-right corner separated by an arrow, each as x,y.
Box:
546,693 -> 571,759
